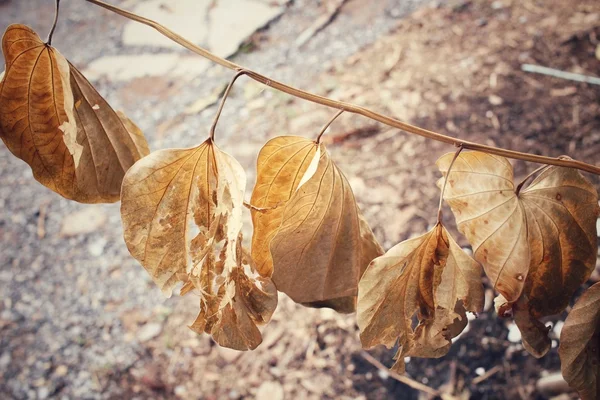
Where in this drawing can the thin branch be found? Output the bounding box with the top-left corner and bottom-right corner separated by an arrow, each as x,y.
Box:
437,145 -> 463,223
82,0 -> 600,175
522,64 -> 600,86
360,351 -> 440,397
316,108 -> 344,143
46,0 -> 61,46
209,70 -> 247,141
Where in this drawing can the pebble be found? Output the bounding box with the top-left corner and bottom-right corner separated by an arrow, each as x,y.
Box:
256,381 -> 284,400
60,207 -> 107,237
137,323 -> 163,342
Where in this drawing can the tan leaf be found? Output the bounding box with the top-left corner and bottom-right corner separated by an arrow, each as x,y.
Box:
436,152 -> 528,303
267,140 -> 383,313
559,282 -> 600,400
438,151 -> 598,357
0,24 -> 148,203
512,295 -> 551,358
121,139 -> 276,350
250,136 -> 318,276
357,223 -> 483,372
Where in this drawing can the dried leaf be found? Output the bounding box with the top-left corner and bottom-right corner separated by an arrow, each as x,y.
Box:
519,167 -> 598,316
357,223 -> 483,372
0,24 -> 149,203
559,282 -> 600,400
512,295 -> 551,357
264,138 -> 383,313
436,152 -> 528,303
438,151 -> 598,357
121,139 -> 276,350
250,136 -> 318,276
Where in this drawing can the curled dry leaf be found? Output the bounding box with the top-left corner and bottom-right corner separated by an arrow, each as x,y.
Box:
357,223 -> 484,373
559,282 -> 600,400
250,136 -> 318,276
251,136 -> 383,313
121,139 -> 276,350
0,24 -> 149,203
438,151 -> 598,357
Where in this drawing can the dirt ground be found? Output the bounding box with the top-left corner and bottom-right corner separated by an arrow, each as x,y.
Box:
1,0 -> 599,399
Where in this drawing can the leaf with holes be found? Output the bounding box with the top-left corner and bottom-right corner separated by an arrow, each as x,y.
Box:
438,151 -> 598,357
121,139 -> 276,350
559,282 -> 600,400
357,223 -> 483,373
262,138 -> 383,313
0,24 -> 149,202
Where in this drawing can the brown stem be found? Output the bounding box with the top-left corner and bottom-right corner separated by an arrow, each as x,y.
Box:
515,165 -> 549,196
46,0 -> 61,45
209,70 -> 247,141
437,145 -> 463,223
83,0 -> 600,175
316,109 -> 344,143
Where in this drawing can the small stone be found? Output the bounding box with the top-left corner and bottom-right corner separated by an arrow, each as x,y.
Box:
488,94 -> 503,105
60,207 -> 107,237
256,381 -> 284,400
88,238 -> 107,257
0,352 -> 11,369
174,385 -> 187,397
37,387 -> 50,399
55,365 -> 68,377
137,323 -> 162,342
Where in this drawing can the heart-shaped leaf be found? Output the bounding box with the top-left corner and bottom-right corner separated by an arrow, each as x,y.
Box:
0,24 -> 149,203
250,136 -> 319,276
260,138 -> 383,313
438,151 -> 598,357
121,139 -> 276,350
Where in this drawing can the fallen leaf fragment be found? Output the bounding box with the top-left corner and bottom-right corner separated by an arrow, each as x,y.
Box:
559,282 -> 600,400
438,151 -> 598,358
0,24 -> 149,203
357,223 -> 483,372
121,139 -> 276,350
259,137 -> 383,313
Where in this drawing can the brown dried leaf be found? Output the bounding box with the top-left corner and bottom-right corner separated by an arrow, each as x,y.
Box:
357,223 -> 483,372
519,167 -> 598,316
0,24 -> 149,203
436,152 -> 527,303
267,140 -> 383,313
512,295 -> 551,358
250,136 -> 318,276
559,282 -> 600,400
438,151 -> 598,357
121,139 -> 276,350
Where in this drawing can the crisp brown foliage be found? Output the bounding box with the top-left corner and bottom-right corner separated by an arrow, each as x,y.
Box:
559,282 -> 600,400
357,222 -> 484,373
0,24 -> 148,203
438,151 -> 598,357
250,136 -> 318,276
253,137 -> 383,313
1,10 -> 599,386
121,139 -> 276,350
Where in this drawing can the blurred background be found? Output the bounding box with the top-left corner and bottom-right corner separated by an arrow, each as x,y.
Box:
0,0 -> 599,399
